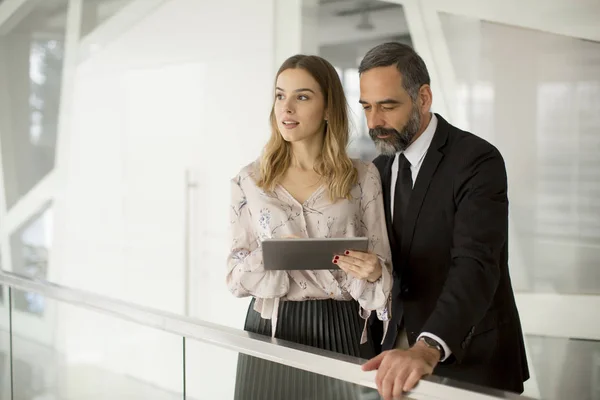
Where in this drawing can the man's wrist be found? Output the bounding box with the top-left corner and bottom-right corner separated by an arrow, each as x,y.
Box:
418,333 -> 451,362
413,340 -> 440,366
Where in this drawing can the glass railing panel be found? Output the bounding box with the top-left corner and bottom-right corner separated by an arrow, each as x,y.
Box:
9,287 -> 184,400
0,286 -> 11,399
0,271 -> 538,400
185,337 -> 381,400
527,334 -> 600,400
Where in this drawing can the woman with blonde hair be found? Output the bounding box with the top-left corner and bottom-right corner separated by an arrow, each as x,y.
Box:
227,54 -> 392,398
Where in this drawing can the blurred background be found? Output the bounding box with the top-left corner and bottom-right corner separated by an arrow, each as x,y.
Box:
0,0 -> 598,399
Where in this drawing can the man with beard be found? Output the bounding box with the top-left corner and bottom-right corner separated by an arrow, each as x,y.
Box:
358,42 -> 529,400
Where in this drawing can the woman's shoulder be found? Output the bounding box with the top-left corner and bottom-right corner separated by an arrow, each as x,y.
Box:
231,159 -> 261,189
236,159 -> 260,177
350,158 -> 381,183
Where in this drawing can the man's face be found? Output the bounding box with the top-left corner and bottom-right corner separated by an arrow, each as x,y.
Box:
359,65 -> 422,155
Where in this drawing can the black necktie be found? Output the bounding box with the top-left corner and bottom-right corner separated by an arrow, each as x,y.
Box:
392,153 -> 413,243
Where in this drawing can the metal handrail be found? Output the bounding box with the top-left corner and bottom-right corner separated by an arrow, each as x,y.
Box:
0,270 -> 534,400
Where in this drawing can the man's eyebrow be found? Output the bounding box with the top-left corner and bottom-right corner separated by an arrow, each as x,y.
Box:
359,98 -> 401,105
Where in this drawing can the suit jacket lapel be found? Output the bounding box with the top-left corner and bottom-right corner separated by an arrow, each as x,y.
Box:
400,114 -> 449,264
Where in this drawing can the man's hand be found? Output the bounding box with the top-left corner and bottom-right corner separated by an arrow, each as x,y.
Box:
334,250 -> 382,282
362,341 -> 440,400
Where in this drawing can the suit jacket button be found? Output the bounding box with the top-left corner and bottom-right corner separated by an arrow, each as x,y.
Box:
401,285 -> 409,294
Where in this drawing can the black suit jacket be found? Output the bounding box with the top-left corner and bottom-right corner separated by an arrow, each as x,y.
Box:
371,114 -> 529,394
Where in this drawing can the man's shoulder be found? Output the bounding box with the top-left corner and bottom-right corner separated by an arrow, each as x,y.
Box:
443,119 -> 500,159
440,120 -> 506,181
372,154 -> 393,173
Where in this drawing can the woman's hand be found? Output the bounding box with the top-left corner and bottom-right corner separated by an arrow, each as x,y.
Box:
333,251 -> 382,282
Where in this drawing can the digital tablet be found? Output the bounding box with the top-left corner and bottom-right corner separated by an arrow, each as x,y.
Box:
262,237 -> 369,271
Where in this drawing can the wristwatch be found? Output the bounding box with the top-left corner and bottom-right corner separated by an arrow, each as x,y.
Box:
418,336 -> 445,360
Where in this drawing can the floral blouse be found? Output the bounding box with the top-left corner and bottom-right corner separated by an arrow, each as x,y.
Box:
226,159 -> 392,344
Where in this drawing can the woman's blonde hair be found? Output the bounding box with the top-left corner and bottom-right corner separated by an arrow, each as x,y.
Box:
257,54 -> 357,201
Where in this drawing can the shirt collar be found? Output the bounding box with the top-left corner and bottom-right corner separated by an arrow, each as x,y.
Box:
401,113 -> 437,167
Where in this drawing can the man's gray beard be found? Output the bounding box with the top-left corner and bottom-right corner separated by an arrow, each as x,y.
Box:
374,139 -> 400,156
370,108 -> 421,156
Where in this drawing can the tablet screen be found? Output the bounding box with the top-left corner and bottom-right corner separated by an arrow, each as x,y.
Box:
262,237 -> 369,271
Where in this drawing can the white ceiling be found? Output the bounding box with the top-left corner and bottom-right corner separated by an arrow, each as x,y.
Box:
312,0 -> 408,46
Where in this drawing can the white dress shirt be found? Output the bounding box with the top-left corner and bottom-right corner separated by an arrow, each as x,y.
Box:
389,113 -> 452,361
390,113 -> 437,221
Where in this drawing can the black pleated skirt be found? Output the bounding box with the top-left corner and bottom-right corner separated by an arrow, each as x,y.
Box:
234,298 -> 380,400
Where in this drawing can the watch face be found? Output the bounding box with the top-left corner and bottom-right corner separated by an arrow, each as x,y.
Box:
421,337 -> 444,359
423,337 -> 438,347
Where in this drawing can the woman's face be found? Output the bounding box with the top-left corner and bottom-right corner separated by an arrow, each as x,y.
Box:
274,68 -> 327,143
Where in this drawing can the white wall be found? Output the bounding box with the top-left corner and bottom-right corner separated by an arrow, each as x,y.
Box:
45,0 -> 277,394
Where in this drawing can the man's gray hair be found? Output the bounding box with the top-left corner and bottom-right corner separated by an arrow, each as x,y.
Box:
358,42 -> 430,102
